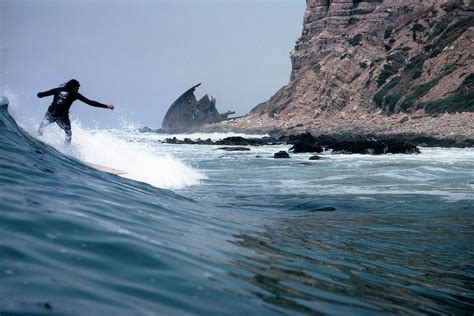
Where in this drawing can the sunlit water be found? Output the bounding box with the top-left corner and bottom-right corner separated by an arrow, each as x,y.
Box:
1,102 -> 473,315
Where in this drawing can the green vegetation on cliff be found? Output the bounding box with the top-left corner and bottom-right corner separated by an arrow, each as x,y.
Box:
373,11 -> 472,116
399,78 -> 440,112
373,76 -> 401,113
428,17 -> 474,58
425,74 -> 474,114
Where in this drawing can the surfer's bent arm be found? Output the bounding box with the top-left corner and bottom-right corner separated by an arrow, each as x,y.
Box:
77,93 -> 109,109
37,88 -> 59,98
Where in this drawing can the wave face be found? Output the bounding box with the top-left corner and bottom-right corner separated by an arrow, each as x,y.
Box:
0,104 -> 267,315
1,102 -> 474,315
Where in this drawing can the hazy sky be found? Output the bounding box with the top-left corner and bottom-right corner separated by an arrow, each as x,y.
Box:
1,0 -> 305,128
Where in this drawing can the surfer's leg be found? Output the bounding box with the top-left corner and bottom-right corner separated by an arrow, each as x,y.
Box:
65,127 -> 72,144
38,113 -> 54,136
56,117 -> 72,144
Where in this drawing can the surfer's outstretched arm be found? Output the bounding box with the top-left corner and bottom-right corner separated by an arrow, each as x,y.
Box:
77,94 -> 114,110
37,88 -> 59,98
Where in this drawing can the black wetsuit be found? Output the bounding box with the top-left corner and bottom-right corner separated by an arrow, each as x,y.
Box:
37,87 -> 108,139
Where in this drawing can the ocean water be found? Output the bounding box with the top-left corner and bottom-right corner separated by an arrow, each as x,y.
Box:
1,101 -> 473,315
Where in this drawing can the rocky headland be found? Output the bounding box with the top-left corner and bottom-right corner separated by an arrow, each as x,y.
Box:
200,0 -> 473,144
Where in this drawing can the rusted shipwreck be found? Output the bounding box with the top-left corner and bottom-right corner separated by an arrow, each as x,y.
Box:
161,83 -> 235,133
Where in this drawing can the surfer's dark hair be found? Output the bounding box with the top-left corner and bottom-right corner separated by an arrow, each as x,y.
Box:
62,79 -> 80,89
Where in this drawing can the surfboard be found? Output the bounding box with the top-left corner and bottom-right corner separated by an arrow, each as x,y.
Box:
84,162 -> 127,175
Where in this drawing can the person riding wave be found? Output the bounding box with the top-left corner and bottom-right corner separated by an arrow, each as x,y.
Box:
37,79 -> 114,144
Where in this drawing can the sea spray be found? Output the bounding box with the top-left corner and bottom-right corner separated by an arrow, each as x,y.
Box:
71,126 -> 204,190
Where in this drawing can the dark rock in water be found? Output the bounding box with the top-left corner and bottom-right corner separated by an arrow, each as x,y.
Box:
217,147 -> 251,151
215,136 -> 275,146
197,138 -> 214,145
164,137 -> 183,144
309,155 -> 321,160
311,207 -> 336,212
215,136 -> 252,146
138,126 -> 153,133
275,132 -> 472,148
384,140 -> 421,154
161,136 -> 285,146
290,142 -> 324,153
330,139 -> 420,154
274,151 -> 290,159
138,126 -> 164,133
288,132 -> 324,153
161,83 -> 235,132
282,133 -> 420,154
183,138 -> 195,144
390,134 -> 473,148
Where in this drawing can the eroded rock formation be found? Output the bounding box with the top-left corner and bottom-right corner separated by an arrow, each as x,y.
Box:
162,83 -> 235,132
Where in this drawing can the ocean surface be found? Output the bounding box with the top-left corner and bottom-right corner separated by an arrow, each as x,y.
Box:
1,101 -> 473,315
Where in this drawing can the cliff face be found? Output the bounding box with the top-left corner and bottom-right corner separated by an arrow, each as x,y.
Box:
209,0 -> 474,139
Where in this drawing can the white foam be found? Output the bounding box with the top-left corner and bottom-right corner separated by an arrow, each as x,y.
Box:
70,125 -> 205,190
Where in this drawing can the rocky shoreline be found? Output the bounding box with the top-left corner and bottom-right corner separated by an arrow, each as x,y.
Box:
198,110 -> 474,147
160,133 -> 423,157
151,125 -> 473,148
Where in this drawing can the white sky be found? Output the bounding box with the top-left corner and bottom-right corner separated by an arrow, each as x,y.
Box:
1,0 -> 305,129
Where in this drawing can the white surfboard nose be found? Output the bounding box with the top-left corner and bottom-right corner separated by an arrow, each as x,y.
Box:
84,161 -> 127,175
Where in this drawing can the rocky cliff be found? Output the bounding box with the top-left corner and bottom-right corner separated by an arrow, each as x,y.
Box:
207,0 -> 474,140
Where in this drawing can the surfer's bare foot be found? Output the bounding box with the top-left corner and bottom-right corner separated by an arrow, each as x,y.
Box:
37,129 -> 43,136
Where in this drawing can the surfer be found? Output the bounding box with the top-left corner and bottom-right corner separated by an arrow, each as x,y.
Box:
37,79 -> 114,144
